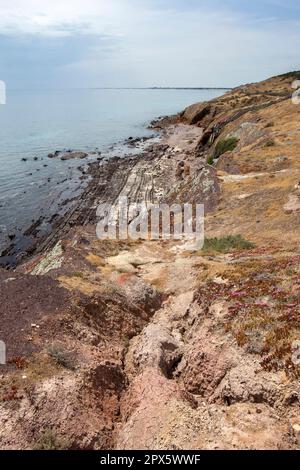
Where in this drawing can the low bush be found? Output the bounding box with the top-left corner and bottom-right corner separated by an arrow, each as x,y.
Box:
202,235 -> 255,254
33,428 -> 71,450
212,137 -> 239,160
47,345 -> 76,371
207,155 -> 214,165
265,139 -> 275,147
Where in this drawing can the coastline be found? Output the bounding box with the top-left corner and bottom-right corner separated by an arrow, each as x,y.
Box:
0,112 -> 216,269
1,72 -> 300,450
0,132 -> 160,268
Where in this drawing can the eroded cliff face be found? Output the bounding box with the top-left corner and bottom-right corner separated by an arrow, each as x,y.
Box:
1,72 -> 300,450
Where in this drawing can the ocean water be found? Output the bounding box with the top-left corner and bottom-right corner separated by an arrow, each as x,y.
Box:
0,88 -> 225,253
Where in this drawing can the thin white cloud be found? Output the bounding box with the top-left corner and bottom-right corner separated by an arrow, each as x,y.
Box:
0,0 -> 299,87
0,0 -> 126,36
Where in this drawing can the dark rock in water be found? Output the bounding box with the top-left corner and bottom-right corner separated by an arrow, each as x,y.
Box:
21,158 -> 27,162
48,149 -> 89,161
60,151 -> 88,161
8,234 -> 15,241
33,156 -> 38,161
43,164 -> 48,167
49,213 -> 59,222
126,136 -> 143,147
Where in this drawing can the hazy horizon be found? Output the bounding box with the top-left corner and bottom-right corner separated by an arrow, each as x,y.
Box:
5,86 -> 233,91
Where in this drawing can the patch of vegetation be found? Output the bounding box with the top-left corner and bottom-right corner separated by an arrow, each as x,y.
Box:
0,355 -> 61,404
73,271 -> 85,279
211,137 -> 239,160
265,122 -> 274,128
202,235 -> 255,254
278,71 -> 300,80
265,139 -> 275,147
207,155 -> 214,165
33,428 -> 71,450
194,254 -> 300,378
47,345 -> 76,371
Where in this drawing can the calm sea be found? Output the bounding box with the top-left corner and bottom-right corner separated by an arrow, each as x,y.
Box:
0,88 -> 225,253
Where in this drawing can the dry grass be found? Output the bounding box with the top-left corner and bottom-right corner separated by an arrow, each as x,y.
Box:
32,428 -> 71,450
195,254 -> 300,377
47,345 -> 77,371
0,354 -> 60,405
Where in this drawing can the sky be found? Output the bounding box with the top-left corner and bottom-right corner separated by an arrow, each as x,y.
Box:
0,0 -> 300,89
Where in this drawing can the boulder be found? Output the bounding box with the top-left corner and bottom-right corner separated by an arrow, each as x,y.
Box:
182,103 -> 211,125
60,151 -> 88,161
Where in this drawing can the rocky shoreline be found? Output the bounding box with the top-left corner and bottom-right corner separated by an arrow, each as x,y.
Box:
0,133 -> 159,268
1,72 -> 300,450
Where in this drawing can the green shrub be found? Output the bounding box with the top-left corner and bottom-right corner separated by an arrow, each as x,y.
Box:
207,155 -> 214,165
202,235 -> 255,254
33,428 -> 71,450
212,137 -> 239,160
278,71 -> 300,80
47,345 -> 76,371
265,139 -> 275,147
